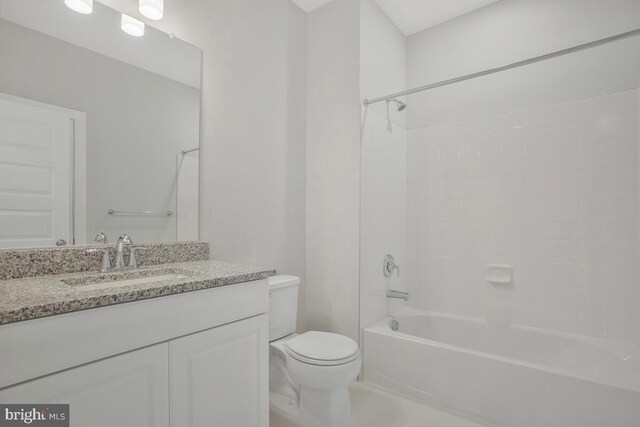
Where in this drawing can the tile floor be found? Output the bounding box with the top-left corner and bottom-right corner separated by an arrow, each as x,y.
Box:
270,382 -> 487,427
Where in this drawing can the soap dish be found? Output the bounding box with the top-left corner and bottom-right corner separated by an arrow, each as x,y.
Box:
486,265 -> 513,285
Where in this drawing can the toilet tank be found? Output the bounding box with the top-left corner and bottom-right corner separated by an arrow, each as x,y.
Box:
268,275 -> 300,341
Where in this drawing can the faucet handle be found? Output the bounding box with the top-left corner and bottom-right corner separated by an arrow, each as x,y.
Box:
383,254 -> 400,277
127,247 -> 138,270
85,247 -> 112,273
101,248 -> 112,273
119,234 -> 133,245
94,232 -> 108,244
127,246 -> 148,270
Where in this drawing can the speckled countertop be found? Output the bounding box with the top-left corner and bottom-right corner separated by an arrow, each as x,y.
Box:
0,260 -> 276,325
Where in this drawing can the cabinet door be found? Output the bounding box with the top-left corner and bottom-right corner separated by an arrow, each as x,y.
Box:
170,314 -> 269,427
0,343 -> 169,427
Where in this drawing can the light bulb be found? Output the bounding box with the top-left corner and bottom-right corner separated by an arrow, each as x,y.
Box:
139,0 -> 164,20
121,13 -> 145,37
64,0 -> 93,14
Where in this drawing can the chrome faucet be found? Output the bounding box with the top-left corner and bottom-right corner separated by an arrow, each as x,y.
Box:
386,289 -> 409,301
114,234 -> 133,269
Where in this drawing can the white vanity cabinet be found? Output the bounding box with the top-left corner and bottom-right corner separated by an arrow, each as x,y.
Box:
0,343 -> 170,427
0,279 -> 269,427
170,314 -> 269,426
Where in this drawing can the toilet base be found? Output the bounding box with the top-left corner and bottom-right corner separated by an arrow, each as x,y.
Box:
270,390 -> 300,420
299,386 -> 352,427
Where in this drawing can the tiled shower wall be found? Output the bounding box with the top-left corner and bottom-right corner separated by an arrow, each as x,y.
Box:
361,109 -> 407,328
359,0 -> 407,329
406,89 -> 639,341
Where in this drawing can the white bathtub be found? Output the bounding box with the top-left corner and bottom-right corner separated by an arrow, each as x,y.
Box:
363,308 -> 640,427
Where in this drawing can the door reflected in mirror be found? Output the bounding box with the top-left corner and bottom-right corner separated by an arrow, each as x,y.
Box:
0,0 -> 201,248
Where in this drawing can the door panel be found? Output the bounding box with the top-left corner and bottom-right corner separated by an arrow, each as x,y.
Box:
0,95 -> 71,247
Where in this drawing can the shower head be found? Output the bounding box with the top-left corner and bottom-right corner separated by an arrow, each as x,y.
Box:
386,98 -> 407,112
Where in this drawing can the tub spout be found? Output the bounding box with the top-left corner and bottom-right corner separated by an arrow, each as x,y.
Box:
386,289 -> 409,301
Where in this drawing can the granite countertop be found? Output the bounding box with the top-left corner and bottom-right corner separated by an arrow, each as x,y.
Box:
0,260 -> 276,325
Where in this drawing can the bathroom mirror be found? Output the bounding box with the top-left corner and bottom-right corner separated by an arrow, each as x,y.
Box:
0,0 -> 201,248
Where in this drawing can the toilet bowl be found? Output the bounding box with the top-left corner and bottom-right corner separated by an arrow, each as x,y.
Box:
268,276 -> 360,427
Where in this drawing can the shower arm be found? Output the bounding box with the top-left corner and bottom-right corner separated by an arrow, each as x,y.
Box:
363,28 -> 640,106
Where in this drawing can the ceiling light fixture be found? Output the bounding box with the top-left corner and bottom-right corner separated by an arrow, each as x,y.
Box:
64,0 -> 93,14
139,0 -> 164,20
121,13 -> 145,37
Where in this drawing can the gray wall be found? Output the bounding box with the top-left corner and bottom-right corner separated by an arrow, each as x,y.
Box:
100,0 -> 309,327
306,0 -> 361,340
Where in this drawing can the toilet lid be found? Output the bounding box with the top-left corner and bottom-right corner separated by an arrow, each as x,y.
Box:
284,331 -> 359,366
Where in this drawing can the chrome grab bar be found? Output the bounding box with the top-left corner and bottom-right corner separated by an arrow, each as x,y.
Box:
108,209 -> 173,217
181,147 -> 199,155
386,289 -> 409,301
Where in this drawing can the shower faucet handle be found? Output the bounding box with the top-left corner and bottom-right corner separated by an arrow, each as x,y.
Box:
383,254 -> 400,277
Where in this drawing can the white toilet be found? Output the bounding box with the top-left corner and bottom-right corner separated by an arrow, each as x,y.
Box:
268,275 -> 361,427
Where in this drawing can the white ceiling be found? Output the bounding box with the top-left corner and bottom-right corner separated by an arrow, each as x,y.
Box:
373,0 -> 499,35
290,0 -> 335,13
290,0 -> 499,36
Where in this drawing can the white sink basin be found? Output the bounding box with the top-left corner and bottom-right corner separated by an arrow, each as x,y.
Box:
75,273 -> 189,291
62,268 -> 195,291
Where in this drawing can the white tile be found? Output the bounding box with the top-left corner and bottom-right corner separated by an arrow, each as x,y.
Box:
610,141 -> 637,166
459,115 -> 501,140
608,315 -> 637,342
500,133 -> 526,154
607,191 -> 637,217
607,292 -> 637,318
578,217 -> 607,241
610,115 -> 637,142
579,193 -> 608,217
525,124 -> 579,152
439,160 -> 459,180
524,262 -> 580,287
606,165 -> 636,192
579,119 -> 611,145
579,94 -> 611,122
513,304 -> 549,328
526,147 -> 579,173
548,309 -> 577,333
438,141 -> 460,161
406,145 -> 432,165
402,89 -> 638,341
524,194 -> 578,217
609,90 -> 638,117
605,217 -> 635,241
500,152 -> 527,175
578,169 -> 607,193
476,157 -> 501,177
526,171 -> 578,195
478,136 -> 501,157
579,143 -> 610,169
458,141 -> 479,159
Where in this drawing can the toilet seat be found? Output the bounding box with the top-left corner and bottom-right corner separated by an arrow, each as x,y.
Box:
284,331 -> 359,366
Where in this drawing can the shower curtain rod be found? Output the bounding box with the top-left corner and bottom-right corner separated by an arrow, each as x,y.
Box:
363,28 -> 640,106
